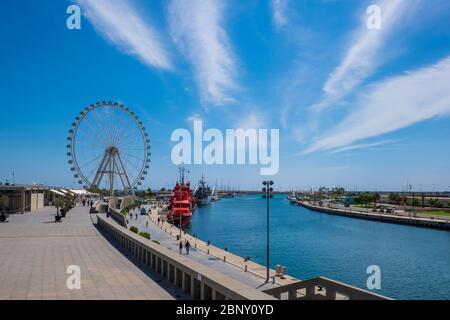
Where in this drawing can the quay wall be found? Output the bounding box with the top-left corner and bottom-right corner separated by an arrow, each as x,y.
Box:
96,215 -> 275,300
300,202 -> 450,231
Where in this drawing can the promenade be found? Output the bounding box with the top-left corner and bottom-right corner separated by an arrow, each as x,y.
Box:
0,205 -> 185,300
124,206 -> 299,292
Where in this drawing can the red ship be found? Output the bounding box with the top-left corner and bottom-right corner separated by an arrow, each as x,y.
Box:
168,168 -> 197,221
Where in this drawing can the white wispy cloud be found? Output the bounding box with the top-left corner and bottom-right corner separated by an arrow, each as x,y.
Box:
304,55 -> 450,153
312,0 -> 416,110
186,113 -> 203,124
329,140 -> 395,154
272,0 -> 288,28
77,0 -> 171,70
168,0 -> 239,106
238,113 -> 266,129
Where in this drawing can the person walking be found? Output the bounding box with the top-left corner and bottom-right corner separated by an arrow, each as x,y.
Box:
179,241 -> 183,255
129,212 -> 132,220
185,240 -> 190,255
146,220 -> 148,228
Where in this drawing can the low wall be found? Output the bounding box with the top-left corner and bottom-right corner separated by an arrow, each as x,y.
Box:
263,277 -> 390,300
120,195 -> 135,210
108,207 -> 128,228
96,216 -> 275,300
300,202 -> 450,231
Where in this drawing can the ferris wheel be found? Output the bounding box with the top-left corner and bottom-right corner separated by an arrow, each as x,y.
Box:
67,101 -> 150,196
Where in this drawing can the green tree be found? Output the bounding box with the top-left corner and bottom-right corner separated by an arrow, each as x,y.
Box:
372,193 -> 381,207
356,193 -> 372,208
86,186 -> 102,194
388,193 -> 401,205
411,198 -> 420,207
428,198 -> 438,207
331,187 -> 345,199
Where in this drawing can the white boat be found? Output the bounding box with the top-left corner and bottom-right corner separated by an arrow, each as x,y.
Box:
287,191 -> 297,204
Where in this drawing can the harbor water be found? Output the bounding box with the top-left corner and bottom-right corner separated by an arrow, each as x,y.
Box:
188,194 -> 450,300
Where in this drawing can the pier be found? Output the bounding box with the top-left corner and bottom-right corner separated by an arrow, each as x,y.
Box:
299,201 -> 450,231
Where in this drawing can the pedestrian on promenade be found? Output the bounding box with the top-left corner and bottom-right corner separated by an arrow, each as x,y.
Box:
185,240 -> 190,255
146,220 -> 148,228
135,213 -> 138,220
129,212 -> 132,220
179,241 -> 183,254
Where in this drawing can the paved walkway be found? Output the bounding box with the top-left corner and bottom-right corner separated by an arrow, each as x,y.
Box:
124,206 -> 299,292
0,206 -> 185,300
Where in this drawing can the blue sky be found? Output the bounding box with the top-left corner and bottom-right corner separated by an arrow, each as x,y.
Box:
1,0 -> 450,191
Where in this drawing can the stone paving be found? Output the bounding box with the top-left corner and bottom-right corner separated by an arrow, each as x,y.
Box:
125,207 -> 299,292
0,206 -> 185,300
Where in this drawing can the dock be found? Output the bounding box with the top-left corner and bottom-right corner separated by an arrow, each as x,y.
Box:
299,201 -> 450,231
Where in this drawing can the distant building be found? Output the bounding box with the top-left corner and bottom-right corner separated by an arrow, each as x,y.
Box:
0,184 -> 49,214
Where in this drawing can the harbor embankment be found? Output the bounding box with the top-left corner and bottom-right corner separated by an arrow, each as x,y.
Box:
299,201 -> 450,231
103,205 -> 389,300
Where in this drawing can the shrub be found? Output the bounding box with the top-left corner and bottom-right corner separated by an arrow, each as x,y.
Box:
130,226 -> 138,234
152,240 -> 160,245
139,232 -> 151,240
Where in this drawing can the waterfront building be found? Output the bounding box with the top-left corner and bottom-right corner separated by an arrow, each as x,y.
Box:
0,184 -> 48,214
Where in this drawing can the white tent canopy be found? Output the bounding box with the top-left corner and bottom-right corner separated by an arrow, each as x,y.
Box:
69,189 -> 87,195
49,189 -> 65,196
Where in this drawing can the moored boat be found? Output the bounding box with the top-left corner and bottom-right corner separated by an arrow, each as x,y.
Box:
194,175 -> 212,206
168,168 -> 196,221
287,191 -> 297,204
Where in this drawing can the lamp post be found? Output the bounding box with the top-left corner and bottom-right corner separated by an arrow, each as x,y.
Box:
262,180 -> 274,282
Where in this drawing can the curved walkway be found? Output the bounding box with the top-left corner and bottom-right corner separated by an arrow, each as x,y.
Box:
0,205 -> 183,300
125,206 -> 299,292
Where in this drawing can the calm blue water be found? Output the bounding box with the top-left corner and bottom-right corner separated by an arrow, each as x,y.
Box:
188,194 -> 450,300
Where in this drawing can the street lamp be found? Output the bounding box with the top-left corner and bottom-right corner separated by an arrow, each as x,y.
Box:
262,180 -> 274,282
